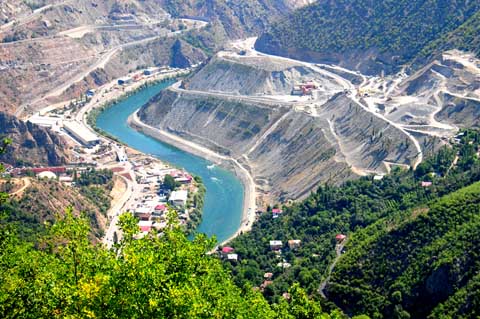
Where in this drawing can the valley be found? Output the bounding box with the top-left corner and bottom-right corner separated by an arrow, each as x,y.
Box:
2,1 -> 480,318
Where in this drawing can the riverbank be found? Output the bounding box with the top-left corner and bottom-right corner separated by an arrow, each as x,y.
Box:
129,111 -> 257,247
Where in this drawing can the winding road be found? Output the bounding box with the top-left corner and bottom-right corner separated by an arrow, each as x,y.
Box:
319,240 -> 346,298
14,18 -> 208,118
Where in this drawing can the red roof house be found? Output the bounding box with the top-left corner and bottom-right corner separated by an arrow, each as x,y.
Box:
336,234 -> 347,241
155,204 -> 167,212
222,246 -> 235,254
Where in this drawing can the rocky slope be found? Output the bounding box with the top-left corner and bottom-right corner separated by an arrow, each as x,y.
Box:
183,55 -> 340,97
0,0 -> 309,115
139,57 -> 419,202
0,112 -> 70,166
380,50 -> 480,134
158,0 -> 313,38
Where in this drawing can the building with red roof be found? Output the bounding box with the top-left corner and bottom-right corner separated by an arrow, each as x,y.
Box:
221,246 -> 235,254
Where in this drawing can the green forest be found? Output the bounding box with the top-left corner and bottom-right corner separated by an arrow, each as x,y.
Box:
256,0 -> 480,72
225,130 -> 480,318
1,134 -> 480,318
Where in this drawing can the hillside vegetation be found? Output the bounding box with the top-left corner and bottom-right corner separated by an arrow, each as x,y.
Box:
256,0 -> 480,74
0,211 -> 347,318
0,169 -> 114,240
0,138 -> 352,318
328,181 -> 480,318
226,130 -> 480,318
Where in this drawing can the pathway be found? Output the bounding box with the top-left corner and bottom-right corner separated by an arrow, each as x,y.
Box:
319,240 -> 346,298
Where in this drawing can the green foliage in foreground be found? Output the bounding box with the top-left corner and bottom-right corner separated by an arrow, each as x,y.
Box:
0,208 -> 347,318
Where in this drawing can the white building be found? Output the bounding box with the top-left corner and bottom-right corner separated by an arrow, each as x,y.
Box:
38,171 -> 57,179
169,190 -> 188,207
227,254 -> 238,261
269,240 -> 283,250
28,115 -> 62,129
63,121 -> 100,147
113,145 -> 128,162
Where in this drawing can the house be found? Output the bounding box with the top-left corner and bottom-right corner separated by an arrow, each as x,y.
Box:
117,77 -> 132,85
288,239 -> 301,250
269,240 -> 283,250
169,190 -> 188,207
30,167 -> 67,175
264,272 -> 273,280
291,85 -> 303,96
86,89 -> 95,98
421,181 -> 433,188
221,246 -> 235,254
38,171 -> 57,179
276,262 -> 291,269
227,254 -> 238,262
272,208 -> 283,218
373,175 -> 384,181
144,68 -> 156,76
135,206 -> 152,220
137,213 -> 151,221
154,204 -> 167,216
59,176 -> 73,183
335,234 -> 347,242
138,220 -> 153,233
175,174 -> 193,184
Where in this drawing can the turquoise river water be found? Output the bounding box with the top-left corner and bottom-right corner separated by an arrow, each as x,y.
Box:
96,81 -> 244,243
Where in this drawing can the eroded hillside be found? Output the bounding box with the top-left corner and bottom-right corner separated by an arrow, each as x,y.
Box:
0,0 -> 308,116
0,112 -> 70,166
139,46 -> 422,202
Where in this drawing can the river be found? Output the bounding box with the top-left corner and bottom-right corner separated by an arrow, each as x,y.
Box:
96,81 -> 244,244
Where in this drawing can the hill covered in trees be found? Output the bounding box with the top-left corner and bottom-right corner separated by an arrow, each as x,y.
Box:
328,181 -> 480,318
255,0 -> 480,74
225,130 -> 480,318
0,211 -> 348,318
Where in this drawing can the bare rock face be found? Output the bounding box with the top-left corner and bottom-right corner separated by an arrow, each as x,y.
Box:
139,76 -> 417,202
0,112 -> 70,166
137,55 -> 421,201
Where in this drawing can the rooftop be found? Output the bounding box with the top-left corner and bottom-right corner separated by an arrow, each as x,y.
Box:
169,190 -> 188,202
63,121 -> 100,143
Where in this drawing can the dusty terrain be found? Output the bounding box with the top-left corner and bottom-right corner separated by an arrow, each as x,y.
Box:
0,0 -> 314,117
0,0 -> 207,116
139,39 -> 480,203
139,38 -> 447,203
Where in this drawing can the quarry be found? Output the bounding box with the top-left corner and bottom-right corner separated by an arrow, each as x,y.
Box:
2,1 -> 480,209
137,38 -> 479,204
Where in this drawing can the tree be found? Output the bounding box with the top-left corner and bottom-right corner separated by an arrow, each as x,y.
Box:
163,174 -> 178,191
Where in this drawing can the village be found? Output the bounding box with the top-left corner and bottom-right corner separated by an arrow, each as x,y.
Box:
217,203 -> 349,294
2,65 -> 204,245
